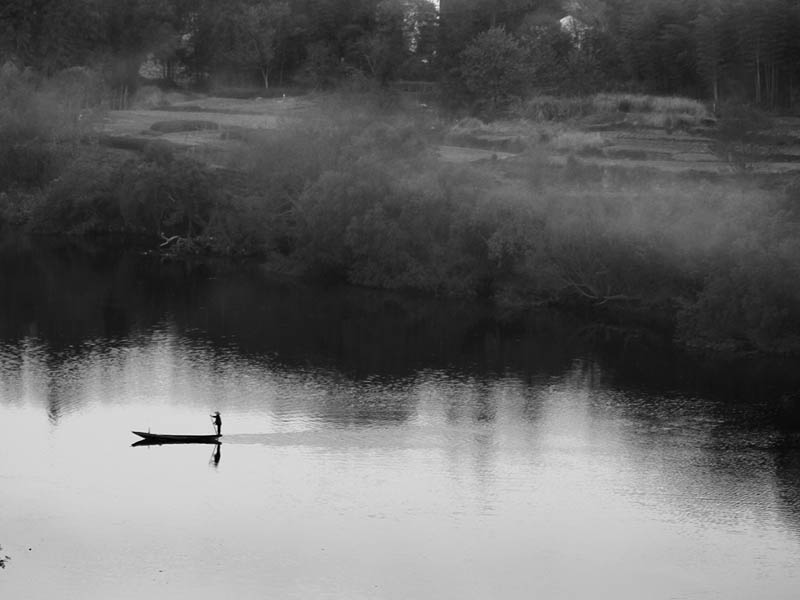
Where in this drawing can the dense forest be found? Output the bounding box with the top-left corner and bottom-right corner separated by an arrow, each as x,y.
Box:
2,0 -> 800,109
2,0 -> 800,358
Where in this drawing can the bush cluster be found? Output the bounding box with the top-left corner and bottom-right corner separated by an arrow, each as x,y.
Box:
510,93 -> 712,128
265,120 -> 800,355
0,64 -> 100,191
28,144 -> 270,256
6,78 -> 800,356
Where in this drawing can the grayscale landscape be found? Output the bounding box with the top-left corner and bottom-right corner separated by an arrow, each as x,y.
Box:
2,1 -> 800,598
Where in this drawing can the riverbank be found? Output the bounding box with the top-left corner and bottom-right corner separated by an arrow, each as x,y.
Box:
3,231 -> 800,401
3,83 -> 800,357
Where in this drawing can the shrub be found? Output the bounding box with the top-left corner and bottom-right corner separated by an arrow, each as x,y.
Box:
0,188 -> 45,227
677,244 -> 800,354
509,93 -> 710,125
290,154 -> 501,295
345,203 -> 421,289
294,167 -> 390,280
349,119 -> 428,161
203,191 -> 273,256
233,123 -> 343,216
510,96 -> 593,122
0,140 -> 58,188
716,100 -> 770,143
44,66 -> 105,123
131,84 -> 168,108
32,155 -> 118,234
0,64 -> 100,189
344,177 -> 486,295
201,115 -> 791,349
550,131 -> 604,154
650,95 -> 708,116
0,66 -> 52,188
113,150 -> 221,242
150,120 -> 218,133
602,93 -> 703,113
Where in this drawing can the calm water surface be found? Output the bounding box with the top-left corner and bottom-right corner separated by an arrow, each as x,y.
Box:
1,238 -> 799,599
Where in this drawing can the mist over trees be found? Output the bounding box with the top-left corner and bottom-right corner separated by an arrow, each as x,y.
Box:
1,0 -> 799,109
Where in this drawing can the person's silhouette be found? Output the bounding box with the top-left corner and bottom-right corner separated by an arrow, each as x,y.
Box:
210,411 -> 222,436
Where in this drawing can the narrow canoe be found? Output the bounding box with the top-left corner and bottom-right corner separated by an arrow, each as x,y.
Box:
132,431 -> 221,444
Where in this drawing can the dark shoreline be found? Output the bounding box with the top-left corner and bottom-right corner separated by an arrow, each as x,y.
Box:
2,231 -> 799,415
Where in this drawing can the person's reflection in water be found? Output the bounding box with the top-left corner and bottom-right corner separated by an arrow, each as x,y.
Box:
209,443 -> 222,468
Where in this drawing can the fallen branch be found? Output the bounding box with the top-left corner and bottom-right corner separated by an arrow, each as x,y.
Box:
160,234 -> 181,248
556,271 -> 638,305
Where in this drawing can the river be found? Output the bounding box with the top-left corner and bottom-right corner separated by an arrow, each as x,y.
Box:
1,237 -> 799,599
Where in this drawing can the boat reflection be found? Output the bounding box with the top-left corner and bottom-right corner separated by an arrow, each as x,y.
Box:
131,439 -> 223,467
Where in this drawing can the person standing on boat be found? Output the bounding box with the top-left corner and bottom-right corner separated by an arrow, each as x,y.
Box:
211,411 -> 222,436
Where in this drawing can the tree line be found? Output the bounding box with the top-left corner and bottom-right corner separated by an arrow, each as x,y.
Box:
1,0 -> 799,108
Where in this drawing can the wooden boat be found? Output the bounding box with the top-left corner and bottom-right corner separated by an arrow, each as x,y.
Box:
132,431 -> 221,444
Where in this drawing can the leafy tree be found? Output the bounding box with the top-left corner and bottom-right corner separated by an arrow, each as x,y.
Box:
397,0 -> 439,79
3,0 -> 800,112
356,0 -> 407,83
460,26 -> 526,111
302,40 -> 340,88
476,0 -> 562,29
0,0 -> 35,62
518,19 -> 577,93
440,0 -> 561,67
694,0 -> 725,111
101,0 -> 188,105
145,0 -> 203,82
733,0 -> 800,108
199,0 -> 290,88
404,0 -> 439,57
0,0 -> 105,74
616,0 -> 701,94
564,0 -> 612,28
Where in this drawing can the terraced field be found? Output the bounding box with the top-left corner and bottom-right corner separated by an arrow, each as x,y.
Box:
99,93 -> 800,175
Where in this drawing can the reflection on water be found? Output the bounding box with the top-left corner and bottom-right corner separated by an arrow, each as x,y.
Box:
1,238 -> 800,599
210,443 -> 221,468
130,440 -> 223,469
